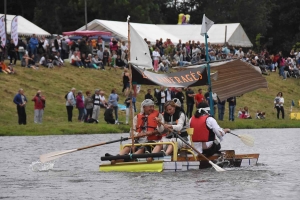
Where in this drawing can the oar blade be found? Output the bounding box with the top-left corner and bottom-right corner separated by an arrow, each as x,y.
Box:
239,134 -> 254,147
40,149 -> 77,163
209,161 -> 226,172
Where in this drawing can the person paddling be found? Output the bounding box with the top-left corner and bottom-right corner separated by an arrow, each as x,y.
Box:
190,102 -> 231,157
148,98 -> 190,161
108,99 -> 164,159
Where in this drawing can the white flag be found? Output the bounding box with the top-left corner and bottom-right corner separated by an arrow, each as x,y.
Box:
200,14 -> 214,36
11,16 -> 18,46
0,16 -> 6,47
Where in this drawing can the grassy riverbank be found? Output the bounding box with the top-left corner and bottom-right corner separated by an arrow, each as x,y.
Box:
1,61 -> 300,136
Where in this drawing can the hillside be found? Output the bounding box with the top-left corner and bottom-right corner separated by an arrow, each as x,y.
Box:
1,61 -> 300,136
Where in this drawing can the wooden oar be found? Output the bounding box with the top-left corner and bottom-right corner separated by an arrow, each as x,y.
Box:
173,132 -> 226,172
228,132 -> 254,147
40,131 -> 159,163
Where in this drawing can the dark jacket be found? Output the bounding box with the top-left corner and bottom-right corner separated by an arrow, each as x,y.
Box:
227,97 -> 236,106
13,93 -> 27,106
104,108 -> 114,121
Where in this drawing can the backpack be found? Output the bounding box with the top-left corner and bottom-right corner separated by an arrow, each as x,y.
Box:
65,93 -> 68,100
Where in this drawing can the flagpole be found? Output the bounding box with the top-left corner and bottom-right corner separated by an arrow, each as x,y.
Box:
205,33 -> 214,116
127,16 -> 135,153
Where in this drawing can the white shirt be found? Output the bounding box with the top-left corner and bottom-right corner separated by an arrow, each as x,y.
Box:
152,51 -> 160,60
121,44 -> 128,52
171,112 -> 189,132
160,91 -> 166,103
166,90 -> 171,101
39,56 -> 45,65
43,39 -> 49,50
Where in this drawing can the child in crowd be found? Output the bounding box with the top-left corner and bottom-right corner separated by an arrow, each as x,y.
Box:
256,110 -> 266,119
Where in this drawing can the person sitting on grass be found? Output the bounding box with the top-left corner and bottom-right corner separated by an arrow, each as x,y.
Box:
92,54 -> 104,70
70,51 -> 84,68
27,54 -> 39,70
104,104 -> 115,124
256,110 -> 266,119
0,61 -> 12,74
115,54 -> 125,69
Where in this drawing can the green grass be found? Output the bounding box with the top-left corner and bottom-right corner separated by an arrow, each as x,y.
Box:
1,61 -> 300,136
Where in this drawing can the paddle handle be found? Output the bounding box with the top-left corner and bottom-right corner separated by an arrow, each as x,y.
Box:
77,130 -> 160,151
228,132 -> 239,137
77,137 -> 129,151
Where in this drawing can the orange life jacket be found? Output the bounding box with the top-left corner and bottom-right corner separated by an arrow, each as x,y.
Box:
136,110 -> 161,141
190,115 -> 215,142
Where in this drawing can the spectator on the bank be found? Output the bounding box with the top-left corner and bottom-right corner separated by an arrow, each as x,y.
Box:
104,104 -> 115,124
227,96 -> 236,121
70,51 -> 84,68
32,90 -> 45,124
175,87 -> 185,111
29,34 -> 38,61
124,92 -> 134,125
195,88 -> 204,107
92,54 -> 103,69
108,88 -> 119,124
157,86 -> 166,113
76,91 -> 85,122
274,92 -> 284,119
66,88 -> 76,122
103,48 -> 109,66
185,87 -> 195,118
91,89 -> 101,123
240,106 -> 252,119
122,68 -> 130,95
27,54 -> 39,70
109,50 -> 118,71
84,91 -> 93,122
256,110 -> 266,119
13,88 -> 27,125
152,47 -> 161,72
85,54 -> 94,68
97,46 -> 104,61
115,54 -> 126,68
145,89 -> 154,101
217,96 -> 226,121
99,90 -> 108,109
8,39 -> 17,65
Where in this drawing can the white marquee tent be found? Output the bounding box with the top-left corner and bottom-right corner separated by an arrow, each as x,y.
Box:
0,14 -> 51,36
77,19 -> 252,47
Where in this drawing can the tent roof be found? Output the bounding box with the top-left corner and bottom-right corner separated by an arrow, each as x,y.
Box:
62,30 -> 111,36
77,19 -> 252,47
77,19 -> 181,44
157,23 -> 253,47
0,14 -> 51,36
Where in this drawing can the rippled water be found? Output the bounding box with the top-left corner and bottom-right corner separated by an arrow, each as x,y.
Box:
0,129 -> 300,200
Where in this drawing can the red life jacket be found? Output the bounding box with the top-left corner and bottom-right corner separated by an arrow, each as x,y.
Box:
190,115 -> 215,142
136,110 -> 161,141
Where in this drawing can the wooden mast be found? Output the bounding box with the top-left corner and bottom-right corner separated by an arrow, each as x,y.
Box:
127,16 -> 135,153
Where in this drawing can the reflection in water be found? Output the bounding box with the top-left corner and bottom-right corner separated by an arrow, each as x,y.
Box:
29,161 -> 55,172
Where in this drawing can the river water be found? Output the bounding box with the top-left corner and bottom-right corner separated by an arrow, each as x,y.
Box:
0,129 -> 300,200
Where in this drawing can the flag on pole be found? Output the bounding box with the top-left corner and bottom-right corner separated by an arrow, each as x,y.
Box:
0,16 -> 6,47
11,16 -> 19,46
200,14 -> 214,36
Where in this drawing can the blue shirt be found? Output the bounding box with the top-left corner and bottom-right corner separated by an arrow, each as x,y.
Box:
109,93 -> 119,107
13,93 -> 27,106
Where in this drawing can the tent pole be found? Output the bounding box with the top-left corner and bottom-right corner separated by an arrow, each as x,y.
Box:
205,33 -> 214,117
224,25 -> 227,45
127,17 -> 135,153
85,0 -> 87,30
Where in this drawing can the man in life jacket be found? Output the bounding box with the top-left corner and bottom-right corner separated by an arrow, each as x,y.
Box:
148,98 -> 190,161
117,99 -> 165,156
190,102 -> 231,157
